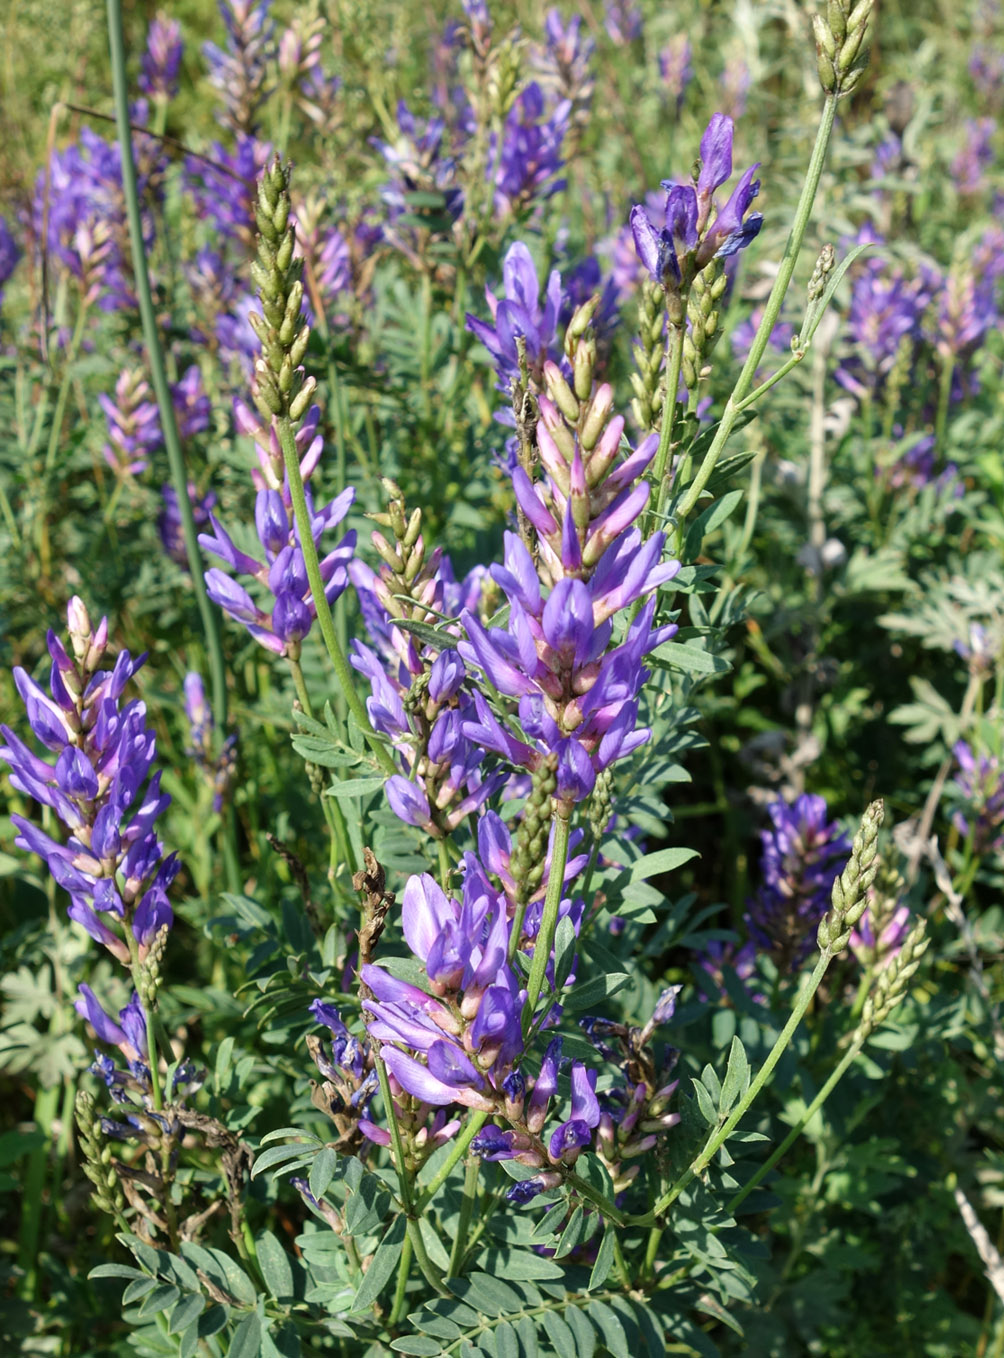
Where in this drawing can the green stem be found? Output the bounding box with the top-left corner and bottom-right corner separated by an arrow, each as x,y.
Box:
521,812 -> 571,1031
734,350 -> 806,413
643,1224 -> 663,1281
674,94 -> 838,526
287,656 -> 355,876
726,1038 -> 864,1217
275,416 -> 398,778
406,1217 -> 446,1294
446,1157 -> 481,1279
611,1231 -> 631,1289
645,949 -> 832,1221
934,351 -> 955,456
41,300 -> 88,482
650,323 -> 685,522
106,0 -> 229,738
416,1110 -> 489,1211
388,1228 -> 413,1326
437,837 -> 452,893
17,1079 -> 61,1299
565,1170 -> 626,1227
375,1056 -> 414,1213
36,300 -> 89,573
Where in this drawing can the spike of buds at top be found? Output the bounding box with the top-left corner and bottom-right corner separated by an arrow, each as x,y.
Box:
812,0 -> 873,96
816,799 -> 883,954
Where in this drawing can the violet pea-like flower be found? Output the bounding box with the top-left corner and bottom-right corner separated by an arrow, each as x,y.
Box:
631,112 -> 763,291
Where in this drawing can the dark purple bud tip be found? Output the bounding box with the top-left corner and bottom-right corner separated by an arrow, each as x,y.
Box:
471,1126 -> 518,1161
506,1176 -> 547,1205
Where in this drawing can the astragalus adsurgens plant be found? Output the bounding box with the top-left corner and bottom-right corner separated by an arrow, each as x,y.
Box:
13,0 -> 1004,1350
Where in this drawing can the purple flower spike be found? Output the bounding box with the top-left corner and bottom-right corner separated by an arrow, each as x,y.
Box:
2,600 -> 178,971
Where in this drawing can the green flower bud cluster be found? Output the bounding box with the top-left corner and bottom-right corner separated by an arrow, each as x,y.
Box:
75,1090 -> 125,1220
249,157 -> 316,431
137,923 -> 170,1010
812,0 -> 873,98
816,799 -> 883,954
564,296 -> 599,402
795,243 -> 836,349
854,917 -> 929,1041
630,281 -> 666,434
682,260 -> 729,391
367,479 -> 439,624
588,767 -> 614,846
511,757 -> 559,906
860,857 -> 907,969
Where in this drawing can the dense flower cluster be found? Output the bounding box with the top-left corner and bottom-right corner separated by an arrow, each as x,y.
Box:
466,241 -> 563,394
100,369 -> 164,478
139,13 -> 183,103
0,216 -> 20,307
951,740 -> 1004,855
0,599 -> 177,968
745,795 -> 851,968
203,0 -> 275,137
